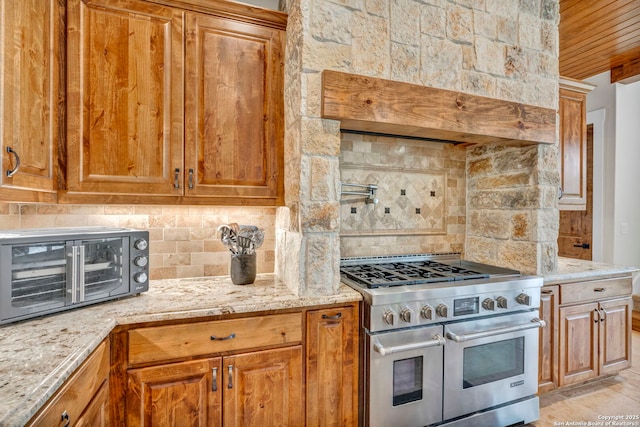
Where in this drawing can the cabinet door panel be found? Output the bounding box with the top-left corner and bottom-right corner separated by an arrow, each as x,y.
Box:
75,380 -> 110,427
306,307 -> 359,427
538,286 -> 559,393
184,12 -> 283,202
558,302 -> 599,387
600,297 -> 632,375
224,346 -> 303,427
127,358 -> 222,426
0,0 -> 59,202
66,0 -> 183,195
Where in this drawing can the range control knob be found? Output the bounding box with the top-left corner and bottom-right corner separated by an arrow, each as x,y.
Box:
382,308 -> 397,326
435,304 -> 448,318
134,272 -> 148,283
496,296 -> 508,309
516,293 -> 531,306
420,305 -> 433,320
134,239 -> 148,251
400,307 -> 413,323
482,298 -> 496,311
133,256 -> 148,267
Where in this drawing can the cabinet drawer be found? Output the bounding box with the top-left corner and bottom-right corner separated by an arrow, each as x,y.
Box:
128,313 -> 302,365
27,340 -> 109,426
559,277 -> 632,305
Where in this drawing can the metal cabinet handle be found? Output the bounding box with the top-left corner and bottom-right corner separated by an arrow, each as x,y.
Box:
210,333 -> 236,341
322,312 -> 342,320
373,334 -> 446,356
227,365 -> 233,389
174,168 -> 180,188
594,308 -> 600,323
446,318 -> 546,342
61,410 -> 70,427
5,147 -> 20,177
599,308 -> 606,323
594,287 -> 606,292
188,168 -> 194,189
541,289 -> 554,295
212,367 -> 218,392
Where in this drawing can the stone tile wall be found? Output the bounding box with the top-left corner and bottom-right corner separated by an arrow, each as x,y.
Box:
278,0 -> 560,294
0,203 -> 276,280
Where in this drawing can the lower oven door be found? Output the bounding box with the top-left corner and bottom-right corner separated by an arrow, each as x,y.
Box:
443,311 -> 544,421
367,324 -> 445,427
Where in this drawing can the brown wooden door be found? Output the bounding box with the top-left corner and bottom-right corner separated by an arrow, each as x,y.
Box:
223,346 -> 303,427
599,297 -> 632,375
0,0 -> 59,203
558,302 -> 599,387
184,12 -> 284,204
538,285 -> 559,393
65,0 -> 184,196
306,306 -> 359,427
558,124 -> 593,259
127,357 -> 222,426
75,381 -> 110,427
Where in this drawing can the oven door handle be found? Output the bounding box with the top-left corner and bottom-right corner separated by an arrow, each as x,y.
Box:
445,318 -> 546,343
373,334 -> 446,356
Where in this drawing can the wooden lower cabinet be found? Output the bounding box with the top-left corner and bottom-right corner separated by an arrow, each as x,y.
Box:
558,296 -> 631,387
306,307 -> 359,427
27,340 -> 110,427
538,285 -> 559,393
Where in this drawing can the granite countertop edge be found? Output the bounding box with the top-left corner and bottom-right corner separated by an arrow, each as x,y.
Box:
544,257 -> 640,284
0,274 -> 362,427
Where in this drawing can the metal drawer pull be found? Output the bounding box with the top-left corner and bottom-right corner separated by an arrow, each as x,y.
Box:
5,146 -> 20,177
227,365 -> 233,389
541,289 -> 554,295
210,333 -> 236,341
322,312 -> 342,320
594,287 -> 606,292
446,318 -> 546,343
61,410 -> 70,427
212,367 -> 218,391
373,334 -> 445,356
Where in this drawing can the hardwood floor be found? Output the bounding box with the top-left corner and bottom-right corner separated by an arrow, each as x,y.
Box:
530,330 -> 640,426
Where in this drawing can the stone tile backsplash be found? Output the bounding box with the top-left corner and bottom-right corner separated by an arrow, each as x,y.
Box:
0,203 -> 276,280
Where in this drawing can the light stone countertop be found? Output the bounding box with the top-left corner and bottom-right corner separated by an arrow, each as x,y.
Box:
0,274 -> 362,427
545,257 -> 640,284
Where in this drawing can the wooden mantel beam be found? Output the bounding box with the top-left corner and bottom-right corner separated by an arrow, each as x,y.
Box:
321,71 -> 556,146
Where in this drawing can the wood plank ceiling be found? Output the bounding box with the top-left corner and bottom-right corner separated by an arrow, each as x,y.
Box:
559,0 -> 640,83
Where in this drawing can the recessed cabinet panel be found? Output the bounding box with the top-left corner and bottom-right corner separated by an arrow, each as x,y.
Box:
0,0 -> 59,202
185,12 -> 283,200
66,0 -> 184,195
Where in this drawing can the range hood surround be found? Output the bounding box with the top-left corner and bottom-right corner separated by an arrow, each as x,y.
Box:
321,70 -> 557,146
276,0 -> 560,297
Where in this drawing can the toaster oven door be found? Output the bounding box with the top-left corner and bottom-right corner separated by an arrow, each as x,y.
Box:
76,237 -> 128,302
1,240 -> 70,321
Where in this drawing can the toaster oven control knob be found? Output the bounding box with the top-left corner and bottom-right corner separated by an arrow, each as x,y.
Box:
496,296 -> 508,309
435,304 -> 448,318
482,298 -> 495,311
382,308 -> 396,326
420,305 -> 433,320
134,239 -> 148,251
516,293 -> 531,306
134,272 -> 148,283
400,307 -> 413,323
133,256 -> 148,267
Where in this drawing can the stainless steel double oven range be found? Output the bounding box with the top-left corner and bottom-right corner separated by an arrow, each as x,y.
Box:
340,254 -> 544,427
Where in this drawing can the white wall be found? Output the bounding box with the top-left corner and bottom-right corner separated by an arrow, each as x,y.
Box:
236,0 -> 280,9
586,72 -> 640,293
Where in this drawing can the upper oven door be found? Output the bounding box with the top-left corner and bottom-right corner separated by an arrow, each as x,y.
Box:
442,311 -> 543,421
367,324 -> 445,427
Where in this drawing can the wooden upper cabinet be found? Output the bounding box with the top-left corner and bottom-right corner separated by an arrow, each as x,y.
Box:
0,0 -> 60,203
64,0 -> 184,199
558,77 -> 594,211
184,12 -> 284,203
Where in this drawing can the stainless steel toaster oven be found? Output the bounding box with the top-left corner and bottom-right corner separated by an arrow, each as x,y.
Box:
0,227 -> 149,324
